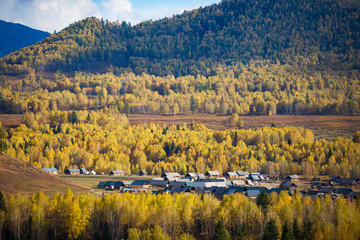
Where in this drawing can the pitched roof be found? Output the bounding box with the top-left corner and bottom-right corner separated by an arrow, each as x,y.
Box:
213,187 -> 228,196
246,190 -> 261,197
334,188 -> 352,196
67,169 -> 80,172
197,173 -> 206,179
330,176 -> 341,181
131,180 -> 150,186
206,170 -> 220,176
236,171 -> 249,176
161,172 -> 181,178
198,178 -> 225,182
224,172 -> 238,176
232,180 -> 246,186
149,180 -> 169,186
110,170 -> 124,174
280,181 -> 297,187
185,182 -> 205,188
80,168 -> 88,172
97,182 -> 106,187
246,187 -> 266,192
286,175 -> 299,179
42,168 -> 58,172
186,173 -> 198,178
318,187 -> 335,193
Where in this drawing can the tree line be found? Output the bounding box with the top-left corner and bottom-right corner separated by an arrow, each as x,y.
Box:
0,189 -> 359,240
1,63 -> 359,116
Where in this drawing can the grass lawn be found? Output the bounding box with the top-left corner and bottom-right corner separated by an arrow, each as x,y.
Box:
58,175 -> 152,190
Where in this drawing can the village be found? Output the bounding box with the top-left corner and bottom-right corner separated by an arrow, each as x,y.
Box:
42,167 -> 360,200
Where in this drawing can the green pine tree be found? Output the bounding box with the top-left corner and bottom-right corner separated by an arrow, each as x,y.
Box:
263,219 -> 279,240
0,191 -> 6,212
281,222 -> 294,240
292,219 -> 301,240
256,190 -> 270,210
212,220 -> 230,240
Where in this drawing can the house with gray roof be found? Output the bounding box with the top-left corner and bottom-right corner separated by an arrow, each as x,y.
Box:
109,170 -> 124,176
65,169 -> 80,175
42,168 -> 58,174
205,170 -> 220,178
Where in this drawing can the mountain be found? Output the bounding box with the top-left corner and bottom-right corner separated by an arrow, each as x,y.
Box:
0,20 -> 49,58
0,153 -> 89,196
1,0 -> 359,77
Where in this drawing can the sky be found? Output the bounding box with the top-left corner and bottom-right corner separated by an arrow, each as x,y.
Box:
0,0 -> 221,33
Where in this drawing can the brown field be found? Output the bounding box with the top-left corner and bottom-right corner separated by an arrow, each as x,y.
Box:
0,153 -> 89,196
0,114 -> 359,140
129,114 -> 360,140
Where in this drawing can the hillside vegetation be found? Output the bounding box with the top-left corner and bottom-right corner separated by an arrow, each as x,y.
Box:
1,0 -> 359,76
3,109 -> 359,177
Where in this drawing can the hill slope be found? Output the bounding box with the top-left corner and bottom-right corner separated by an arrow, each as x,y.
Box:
0,20 -> 49,57
1,0 -> 359,76
0,153 -> 89,196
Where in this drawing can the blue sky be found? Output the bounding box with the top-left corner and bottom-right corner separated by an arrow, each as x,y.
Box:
0,0 -> 221,33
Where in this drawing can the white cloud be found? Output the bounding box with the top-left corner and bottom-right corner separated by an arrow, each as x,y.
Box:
0,0 -> 133,32
101,0 -> 132,22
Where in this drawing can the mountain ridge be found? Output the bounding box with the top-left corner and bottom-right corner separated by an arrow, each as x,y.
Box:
1,0 -> 359,77
0,20 -> 49,58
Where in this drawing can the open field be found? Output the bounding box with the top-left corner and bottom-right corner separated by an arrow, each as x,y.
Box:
129,114 -> 360,140
58,175 -> 152,190
0,113 -> 360,140
0,153 -> 90,196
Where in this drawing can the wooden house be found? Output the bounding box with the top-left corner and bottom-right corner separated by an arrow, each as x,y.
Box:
109,170 -> 124,176
205,170 -> 220,179
224,172 -> 238,179
280,181 -> 297,190
65,169 -> 80,175
42,168 -> 58,174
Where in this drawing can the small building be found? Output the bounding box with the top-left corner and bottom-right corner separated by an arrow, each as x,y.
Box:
312,176 -> 321,181
245,190 -> 261,199
339,178 -> 359,186
65,169 -> 80,175
205,170 -> 220,179
104,181 -> 118,190
236,171 -> 250,179
130,180 -> 151,189
42,168 -> 59,174
149,180 -> 169,188
334,188 -> 353,198
197,173 -> 206,179
224,172 -> 238,179
80,168 -> 89,175
97,182 -> 107,189
285,175 -> 299,182
232,180 -> 246,186
318,187 -> 335,194
138,170 -> 148,176
89,170 -> 96,175
330,176 -> 341,183
186,173 -> 198,180
280,181 -> 297,190
109,170 -> 124,176
311,182 -> 325,190
247,174 -> 261,182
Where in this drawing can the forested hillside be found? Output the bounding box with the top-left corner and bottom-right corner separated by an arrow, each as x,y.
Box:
1,0 -> 359,76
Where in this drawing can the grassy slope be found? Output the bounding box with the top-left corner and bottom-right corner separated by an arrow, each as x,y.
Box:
0,153 -> 89,196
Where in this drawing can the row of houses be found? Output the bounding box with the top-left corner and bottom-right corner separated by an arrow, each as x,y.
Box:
97,177 -> 360,200
42,168 -> 124,176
